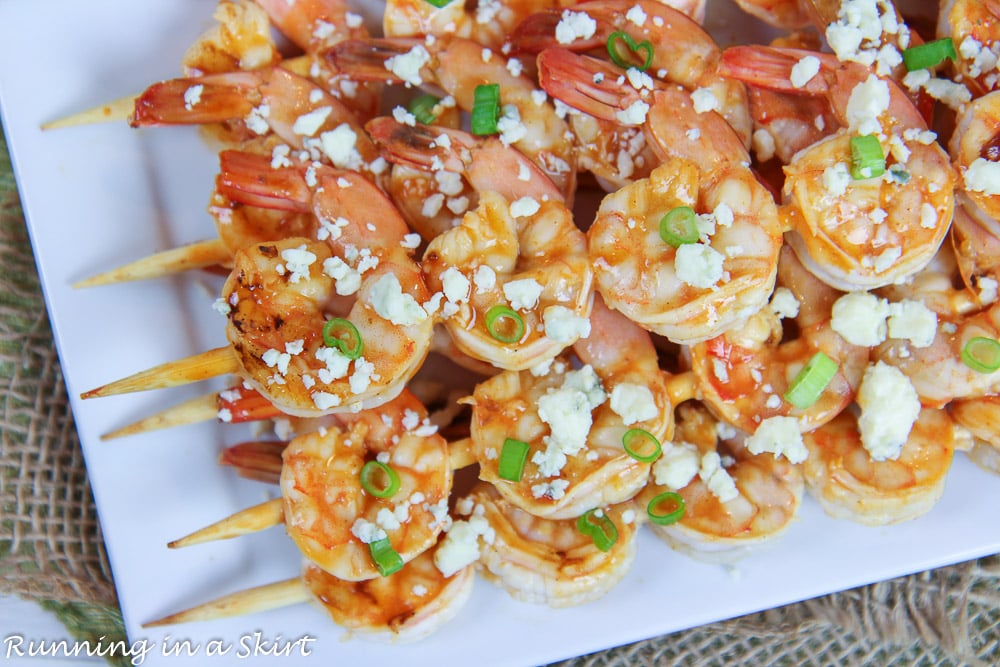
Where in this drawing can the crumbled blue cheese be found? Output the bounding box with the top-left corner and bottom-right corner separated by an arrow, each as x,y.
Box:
183,84 -> 204,110
392,105 -> 417,126
440,266 -> 471,303
503,278 -> 544,310
497,105 -> 528,146
434,511 -> 494,577
531,365 -> 606,476
675,242 -> 725,289
509,196 -> 540,218
831,292 -> 890,345
857,361 -> 920,461
351,518 -> 387,544
652,441 -> 699,488
315,346 -> 351,383
385,45 -> 431,86
473,265 -> 497,293
370,274 -> 428,326
609,383 -> 658,425
292,106 -> 332,137
280,245 -> 317,284
349,358 -> 376,394
691,87 -> 720,114
823,162 -> 852,197
542,305 -> 590,343
245,104 -> 270,135
319,124 -> 362,170
699,451 -> 739,502
887,299 -> 936,347
790,56 -> 820,88
616,100 -> 649,125
212,297 -> 231,316
555,10 -> 596,44
770,287 -> 800,319
744,416 -> 807,463
531,478 -> 570,500
964,158 -> 1000,196
845,74 -> 889,135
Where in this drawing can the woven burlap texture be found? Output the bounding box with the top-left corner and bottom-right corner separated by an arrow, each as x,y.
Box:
1,127 -> 998,666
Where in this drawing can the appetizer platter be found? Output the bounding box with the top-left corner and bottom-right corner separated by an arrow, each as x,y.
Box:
1,0 -> 1000,665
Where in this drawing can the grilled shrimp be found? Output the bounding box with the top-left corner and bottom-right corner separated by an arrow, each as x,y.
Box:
636,401 -> 804,563
720,46 -> 955,291
421,191 -> 592,370
689,246 -> 867,433
281,390 -> 452,580
467,295 -> 672,518
462,483 -> 638,607
218,157 -> 433,415
802,408 -> 955,525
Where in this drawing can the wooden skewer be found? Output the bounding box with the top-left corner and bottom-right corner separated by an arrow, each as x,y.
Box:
169,498 -> 284,549
74,239 -> 231,288
144,577 -> 309,628
101,391 -> 219,440
81,346 -> 239,399
40,94 -> 137,130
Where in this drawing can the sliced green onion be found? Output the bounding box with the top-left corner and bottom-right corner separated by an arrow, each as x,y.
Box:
646,491 -> 685,526
408,93 -> 441,125
422,0 -> 453,7
360,460 -> 401,498
783,351 -> 839,409
850,134 -> 886,180
323,317 -> 363,360
606,31 -> 654,72
961,337 -> 1000,373
485,304 -> 525,343
576,509 -> 618,552
622,428 -> 661,463
902,38 -> 957,71
471,83 -> 500,136
659,206 -> 699,247
498,438 -> 530,481
369,537 -> 404,576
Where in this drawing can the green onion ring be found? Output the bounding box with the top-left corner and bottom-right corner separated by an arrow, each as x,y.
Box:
961,337 -> 1000,373
497,438 -> 531,482
360,460 -> 401,499
485,304 -> 525,343
646,491 -> 685,526
323,317 -> 363,360
606,31 -> 654,72
622,428 -> 662,463
369,537 -> 404,576
576,509 -> 619,552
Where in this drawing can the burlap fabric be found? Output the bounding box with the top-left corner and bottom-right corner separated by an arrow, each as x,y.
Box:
1,124 -> 997,666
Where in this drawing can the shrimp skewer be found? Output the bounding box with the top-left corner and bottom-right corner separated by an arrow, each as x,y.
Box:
146,548 -> 475,642
83,158 -> 434,416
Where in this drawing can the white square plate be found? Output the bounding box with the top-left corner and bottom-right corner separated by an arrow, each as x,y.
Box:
1,1 -> 998,665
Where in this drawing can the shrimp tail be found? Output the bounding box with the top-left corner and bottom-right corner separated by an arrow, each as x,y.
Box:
718,45 -> 833,96
537,49 -> 638,123
219,440 -> 287,484
130,72 -> 261,127
100,391 -> 220,441
143,577 -> 309,628
323,37 -> 426,82
507,11 -> 600,55
80,346 -> 239,399
365,117 -> 467,173
216,150 -> 315,213
168,498 -> 284,549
